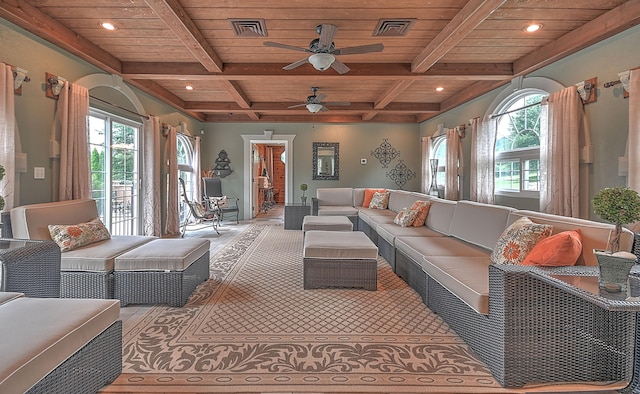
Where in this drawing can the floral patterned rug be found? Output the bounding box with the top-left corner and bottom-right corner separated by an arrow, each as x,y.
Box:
103,224 -> 530,393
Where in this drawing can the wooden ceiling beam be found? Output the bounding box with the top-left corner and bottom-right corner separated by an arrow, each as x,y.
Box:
121,62 -> 513,81
185,101 -> 439,114
129,79 -> 206,121
205,113 -> 418,124
216,80 -> 260,120
0,0 -> 122,74
143,0 -> 223,73
513,0 -> 640,76
411,0 -> 507,73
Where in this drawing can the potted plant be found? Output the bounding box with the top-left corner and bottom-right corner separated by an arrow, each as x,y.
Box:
592,186 -> 640,292
300,183 -> 308,205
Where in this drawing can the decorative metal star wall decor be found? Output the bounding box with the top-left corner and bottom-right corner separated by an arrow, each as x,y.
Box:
386,160 -> 416,189
370,138 -> 399,168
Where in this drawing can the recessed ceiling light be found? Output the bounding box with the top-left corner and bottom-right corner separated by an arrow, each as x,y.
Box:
435,87 -> 444,92
525,23 -> 542,33
185,85 -> 194,90
100,22 -> 117,31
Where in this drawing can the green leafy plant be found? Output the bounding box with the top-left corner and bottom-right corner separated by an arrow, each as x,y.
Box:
299,183 -> 308,198
593,187 -> 640,253
0,164 -> 5,211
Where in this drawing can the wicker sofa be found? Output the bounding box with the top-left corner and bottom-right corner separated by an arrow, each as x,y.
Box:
0,291 -> 122,393
312,187 -> 637,388
10,199 -> 156,299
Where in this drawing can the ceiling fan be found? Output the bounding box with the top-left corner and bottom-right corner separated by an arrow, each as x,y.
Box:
288,87 -> 351,113
264,24 -> 384,74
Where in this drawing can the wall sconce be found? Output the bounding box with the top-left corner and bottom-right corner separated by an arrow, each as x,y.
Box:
45,72 -> 67,99
618,70 -> 630,92
574,77 -> 597,104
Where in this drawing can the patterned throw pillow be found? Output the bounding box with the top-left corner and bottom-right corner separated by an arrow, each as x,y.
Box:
362,188 -> 386,207
490,216 -> 553,265
410,200 -> 431,227
369,191 -> 390,210
48,218 -> 111,252
394,208 -> 419,227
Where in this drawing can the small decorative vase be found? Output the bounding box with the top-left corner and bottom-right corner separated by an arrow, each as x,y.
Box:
300,196 -> 307,205
594,249 -> 638,293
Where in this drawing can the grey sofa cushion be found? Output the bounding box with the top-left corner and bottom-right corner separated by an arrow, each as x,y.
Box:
316,188 -> 354,206
62,236 -> 155,272
449,201 -> 514,250
376,223 -> 445,245
318,206 -> 359,216
115,238 -> 210,271
424,198 -> 457,236
0,297 -> 120,393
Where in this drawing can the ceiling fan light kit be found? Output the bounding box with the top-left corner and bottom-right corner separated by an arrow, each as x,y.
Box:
306,103 -> 324,113
308,53 -> 335,71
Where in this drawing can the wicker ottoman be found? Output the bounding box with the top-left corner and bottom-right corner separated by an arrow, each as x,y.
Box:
302,215 -> 353,232
114,238 -> 210,307
303,230 -> 378,290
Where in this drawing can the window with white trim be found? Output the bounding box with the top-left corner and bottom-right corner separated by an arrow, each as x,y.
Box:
493,90 -> 546,198
177,134 -> 196,224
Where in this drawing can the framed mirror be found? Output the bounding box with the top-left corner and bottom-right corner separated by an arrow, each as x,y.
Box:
313,142 -> 339,180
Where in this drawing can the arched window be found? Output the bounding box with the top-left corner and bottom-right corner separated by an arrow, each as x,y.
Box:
177,134 -> 196,223
493,89 -> 546,198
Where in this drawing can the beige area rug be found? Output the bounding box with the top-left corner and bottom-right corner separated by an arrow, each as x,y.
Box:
103,224 -> 614,393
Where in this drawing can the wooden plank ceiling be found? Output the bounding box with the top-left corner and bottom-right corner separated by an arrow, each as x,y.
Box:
1,0 -> 639,123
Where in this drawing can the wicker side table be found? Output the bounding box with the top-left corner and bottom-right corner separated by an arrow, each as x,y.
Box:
284,203 -> 310,230
0,238 -> 61,298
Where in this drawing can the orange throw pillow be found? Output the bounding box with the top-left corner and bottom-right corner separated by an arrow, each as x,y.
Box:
521,229 -> 583,267
410,200 -> 431,227
362,188 -> 386,207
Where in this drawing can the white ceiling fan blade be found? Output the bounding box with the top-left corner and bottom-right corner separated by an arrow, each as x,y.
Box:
330,59 -> 350,74
319,105 -> 329,112
288,103 -> 307,109
313,93 -> 327,103
283,57 -> 310,70
318,24 -> 338,50
263,41 -> 310,53
335,43 -> 384,55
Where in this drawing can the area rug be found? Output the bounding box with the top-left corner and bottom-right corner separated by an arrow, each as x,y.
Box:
105,224 -> 529,393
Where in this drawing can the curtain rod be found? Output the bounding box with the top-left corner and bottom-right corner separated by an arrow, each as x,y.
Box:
161,124 -> 196,140
490,97 -> 548,119
90,95 -> 149,120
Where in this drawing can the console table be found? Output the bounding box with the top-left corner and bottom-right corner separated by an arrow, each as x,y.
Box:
0,238 -> 61,298
284,203 -> 310,230
530,266 -> 640,393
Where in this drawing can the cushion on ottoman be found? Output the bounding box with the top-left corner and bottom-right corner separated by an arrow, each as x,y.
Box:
302,216 -> 353,232
115,238 -> 210,271
303,230 -> 377,260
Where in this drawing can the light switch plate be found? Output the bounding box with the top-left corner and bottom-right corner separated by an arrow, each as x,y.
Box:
34,167 -> 45,179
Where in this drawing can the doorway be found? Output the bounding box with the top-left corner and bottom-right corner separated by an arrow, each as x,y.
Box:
241,133 -> 295,220
252,143 -> 285,218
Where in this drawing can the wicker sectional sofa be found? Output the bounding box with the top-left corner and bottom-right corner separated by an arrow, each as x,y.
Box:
312,187 -> 637,388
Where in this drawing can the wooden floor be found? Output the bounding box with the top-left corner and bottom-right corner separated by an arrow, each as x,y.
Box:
112,204 -> 620,394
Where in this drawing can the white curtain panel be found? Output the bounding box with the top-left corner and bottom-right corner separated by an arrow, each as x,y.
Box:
445,128 -> 461,201
192,136 -> 202,204
627,69 -> 640,232
0,63 -> 16,211
540,86 -> 581,217
164,126 -> 179,236
57,81 -> 91,201
142,115 -> 162,236
470,116 -> 496,204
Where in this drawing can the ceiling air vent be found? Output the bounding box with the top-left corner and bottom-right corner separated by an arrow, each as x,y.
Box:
228,19 -> 268,37
373,19 -> 416,37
